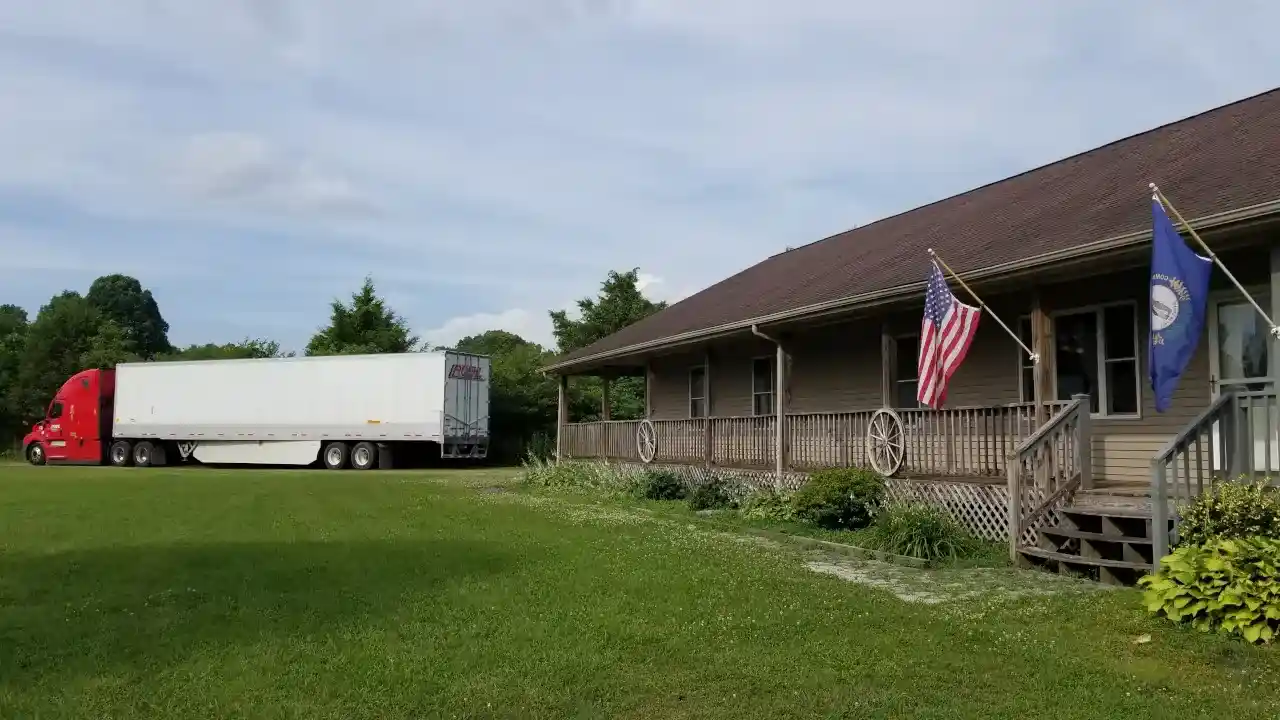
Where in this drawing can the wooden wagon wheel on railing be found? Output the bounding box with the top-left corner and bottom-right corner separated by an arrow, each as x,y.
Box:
636,420 -> 657,464
866,408 -> 905,476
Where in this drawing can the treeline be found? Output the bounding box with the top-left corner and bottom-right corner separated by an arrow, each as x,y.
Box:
0,269 -> 664,461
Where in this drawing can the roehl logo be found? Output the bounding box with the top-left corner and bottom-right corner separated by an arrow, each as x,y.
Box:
448,364 -> 484,380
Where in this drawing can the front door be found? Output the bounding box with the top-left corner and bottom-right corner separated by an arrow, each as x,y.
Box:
42,399 -> 69,462
1208,294 -> 1278,473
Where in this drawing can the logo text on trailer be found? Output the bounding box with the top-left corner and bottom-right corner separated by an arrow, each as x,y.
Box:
448,364 -> 484,380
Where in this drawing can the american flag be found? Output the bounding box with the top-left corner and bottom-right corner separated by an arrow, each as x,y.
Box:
917,263 -> 981,408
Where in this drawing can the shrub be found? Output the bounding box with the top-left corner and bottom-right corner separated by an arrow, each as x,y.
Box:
636,469 -> 687,501
1139,538 -> 1280,644
866,503 -> 979,564
687,477 -> 733,511
520,455 -> 645,493
1177,479 -> 1280,546
741,490 -> 799,523
790,468 -> 885,530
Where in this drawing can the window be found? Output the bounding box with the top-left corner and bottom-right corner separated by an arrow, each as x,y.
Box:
689,366 -> 707,418
1019,303 -> 1139,416
48,401 -> 64,420
752,357 -> 775,416
895,335 -> 921,409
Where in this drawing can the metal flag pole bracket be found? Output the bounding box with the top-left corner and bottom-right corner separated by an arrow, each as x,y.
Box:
1150,183 -> 1280,337
927,248 -> 1039,363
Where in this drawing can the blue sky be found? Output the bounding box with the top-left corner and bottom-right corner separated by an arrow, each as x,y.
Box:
1,2 -> 1277,352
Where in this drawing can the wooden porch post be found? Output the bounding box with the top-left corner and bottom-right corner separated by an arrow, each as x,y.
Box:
704,350 -> 714,468
775,342 -> 788,480
600,376 -> 612,421
1074,393 -> 1093,490
880,324 -> 896,407
644,361 -> 654,419
556,374 -> 569,461
1031,291 -> 1054,427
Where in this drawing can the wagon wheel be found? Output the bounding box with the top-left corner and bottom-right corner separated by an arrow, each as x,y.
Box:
636,420 -> 657,464
866,408 -> 905,476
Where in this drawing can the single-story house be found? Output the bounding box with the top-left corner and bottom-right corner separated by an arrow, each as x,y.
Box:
544,88 -> 1280,584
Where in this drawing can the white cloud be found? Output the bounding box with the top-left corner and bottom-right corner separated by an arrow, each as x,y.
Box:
423,308 -> 557,349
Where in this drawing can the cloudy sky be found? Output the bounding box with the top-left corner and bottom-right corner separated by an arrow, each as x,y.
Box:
1,2 -> 1276,352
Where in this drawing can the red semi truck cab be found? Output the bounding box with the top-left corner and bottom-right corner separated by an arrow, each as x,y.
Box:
21,368 -> 115,466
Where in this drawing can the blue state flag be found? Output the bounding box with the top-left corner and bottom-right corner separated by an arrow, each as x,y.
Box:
1149,198 -> 1213,412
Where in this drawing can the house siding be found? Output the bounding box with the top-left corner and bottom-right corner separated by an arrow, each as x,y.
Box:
640,246 -> 1272,484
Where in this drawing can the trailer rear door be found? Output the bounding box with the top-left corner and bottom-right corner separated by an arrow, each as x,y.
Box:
442,351 -> 490,458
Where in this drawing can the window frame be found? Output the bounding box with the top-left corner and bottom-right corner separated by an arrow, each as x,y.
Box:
751,355 -> 775,417
893,333 -> 923,410
1015,300 -> 1143,419
688,364 -> 708,419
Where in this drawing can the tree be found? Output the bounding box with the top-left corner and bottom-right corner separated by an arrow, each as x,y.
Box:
160,338 -> 289,362
85,274 -> 173,359
0,305 -> 30,444
550,268 -> 667,353
455,330 -> 558,459
9,292 -> 136,425
550,268 -> 667,421
306,276 -> 418,356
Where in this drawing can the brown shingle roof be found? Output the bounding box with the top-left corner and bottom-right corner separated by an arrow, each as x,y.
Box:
554,87 -> 1280,369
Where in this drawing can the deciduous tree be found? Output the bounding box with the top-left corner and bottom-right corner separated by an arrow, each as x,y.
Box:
85,274 -> 172,359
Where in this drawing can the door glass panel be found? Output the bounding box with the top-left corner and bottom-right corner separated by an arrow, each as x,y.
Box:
1217,301 -> 1270,383
1054,312 -> 1100,412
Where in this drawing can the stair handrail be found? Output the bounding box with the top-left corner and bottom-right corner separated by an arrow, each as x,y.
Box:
1006,395 -> 1089,560
1150,391 -> 1238,562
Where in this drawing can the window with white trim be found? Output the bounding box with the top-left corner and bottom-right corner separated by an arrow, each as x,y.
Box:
1018,303 -> 1140,416
752,357 -> 775,416
895,335 -> 922,409
689,366 -> 707,418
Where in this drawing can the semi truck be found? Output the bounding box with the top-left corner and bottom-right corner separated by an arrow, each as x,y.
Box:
21,351 -> 490,470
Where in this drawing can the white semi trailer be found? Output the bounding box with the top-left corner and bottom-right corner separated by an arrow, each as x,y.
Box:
21,351 -> 490,469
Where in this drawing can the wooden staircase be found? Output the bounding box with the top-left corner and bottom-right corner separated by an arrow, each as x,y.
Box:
1018,484 -> 1171,585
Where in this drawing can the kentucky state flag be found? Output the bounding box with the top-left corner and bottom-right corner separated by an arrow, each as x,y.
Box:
1149,198 -> 1212,412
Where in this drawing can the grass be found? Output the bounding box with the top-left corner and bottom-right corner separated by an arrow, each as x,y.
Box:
2,466 -> 1279,719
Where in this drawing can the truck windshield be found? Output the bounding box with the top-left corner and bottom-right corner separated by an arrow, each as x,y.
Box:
48,402 -> 63,420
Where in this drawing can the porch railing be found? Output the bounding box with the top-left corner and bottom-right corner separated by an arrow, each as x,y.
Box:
1007,395 -> 1091,559
1150,388 -> 1280,560
561,401 -> 1069,476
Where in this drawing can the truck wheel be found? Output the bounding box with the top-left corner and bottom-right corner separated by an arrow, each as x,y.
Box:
108,440 -> 133,467
350,442 -> 377,470
322,442 -> 349,470
26,443 -> 45,466
133,441 -> 155,468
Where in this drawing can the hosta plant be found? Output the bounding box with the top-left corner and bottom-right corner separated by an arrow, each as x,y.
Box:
1139,537 -> 1280,644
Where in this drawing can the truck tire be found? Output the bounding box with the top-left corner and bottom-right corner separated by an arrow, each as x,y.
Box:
108,440 -> 133,467
322,441 -> 349,470
26,443 -> 45,466
350,442 -> 377,470
133,441 -> 155,468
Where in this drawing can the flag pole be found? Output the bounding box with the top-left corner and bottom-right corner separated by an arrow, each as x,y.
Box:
1150,183 -> 1280,338
927,248 -> 1039,362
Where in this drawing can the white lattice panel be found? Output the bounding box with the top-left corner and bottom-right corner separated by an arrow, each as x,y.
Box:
884,478 -> 1011,542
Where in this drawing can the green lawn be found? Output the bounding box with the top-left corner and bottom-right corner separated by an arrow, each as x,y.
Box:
1,465 -> 1278,719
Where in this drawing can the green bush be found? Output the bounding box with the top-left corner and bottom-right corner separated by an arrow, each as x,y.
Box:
866,503 -> 979,564
790,468 -> 885,530
520,455 -> 644,493
688,477 -> 733,511
1139,538 -> 1280,644
1177,479 -> 1280,546
637,469 -> 687,501
741,490 -> 799,523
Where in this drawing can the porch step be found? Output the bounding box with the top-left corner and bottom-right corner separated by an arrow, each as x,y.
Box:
1059,502 -> 1153,519
1039,527 -> 1152,545
1019,546 -> 1153,573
